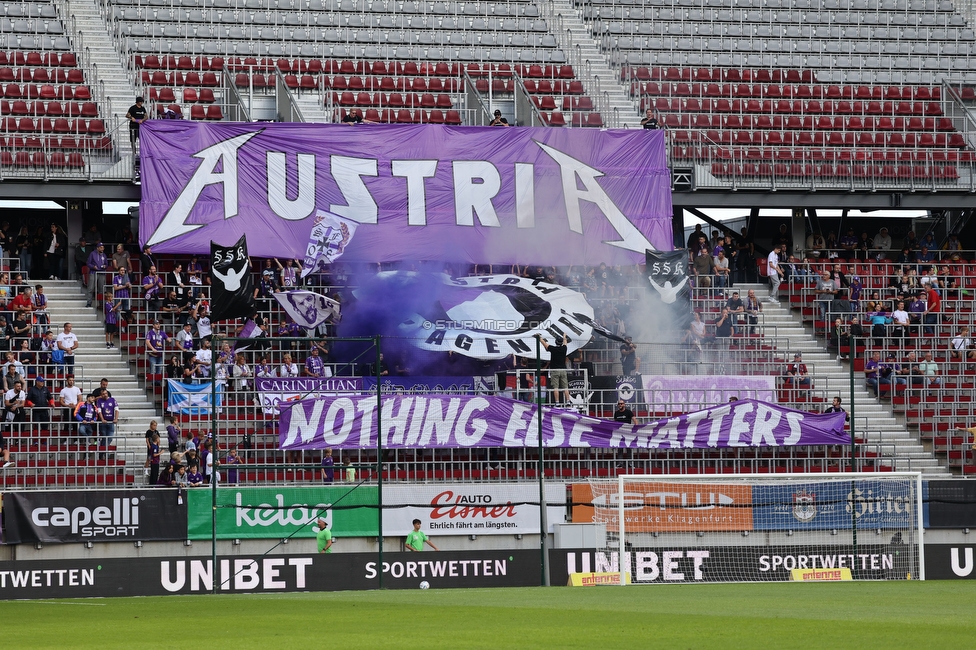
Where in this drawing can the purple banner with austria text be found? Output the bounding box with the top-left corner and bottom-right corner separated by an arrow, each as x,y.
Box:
279,396 -> 849,450
138,122 -> 672,265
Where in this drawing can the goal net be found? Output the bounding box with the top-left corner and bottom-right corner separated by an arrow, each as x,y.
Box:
581,472 -> 923,584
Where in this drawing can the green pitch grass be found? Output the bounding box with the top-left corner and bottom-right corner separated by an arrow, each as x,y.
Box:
5,582 -> 973,649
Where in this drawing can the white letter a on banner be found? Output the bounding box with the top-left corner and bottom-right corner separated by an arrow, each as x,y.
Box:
147,131 -> 260,246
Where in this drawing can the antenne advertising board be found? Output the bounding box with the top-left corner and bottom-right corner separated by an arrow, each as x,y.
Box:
570,481 -> 753,533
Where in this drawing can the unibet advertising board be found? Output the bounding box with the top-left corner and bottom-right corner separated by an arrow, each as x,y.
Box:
186,487 -> 378,540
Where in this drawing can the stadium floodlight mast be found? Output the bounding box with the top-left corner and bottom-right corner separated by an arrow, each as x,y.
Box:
598,472 -> 925,585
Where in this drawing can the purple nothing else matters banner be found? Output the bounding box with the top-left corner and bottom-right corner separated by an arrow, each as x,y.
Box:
138,122 -> 673,265
279,396 -> 849,450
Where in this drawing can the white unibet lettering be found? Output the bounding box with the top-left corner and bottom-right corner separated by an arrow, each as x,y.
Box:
289,558 -> 312,588
282,399 -> 325,447
452,161 -> 501,227
536,142 -> 654,253
263,558 -> 286,589
267,152 -> 316,220
391,160 -> 438,225
160,561 -> 186,592
951,548 -> 974,577
750,404 -> 781,446
635,552 -> 659,581
235,560 -> 260,590
147,132 -> 259,246
190,560 -> 212,591
330,156 -> 378,223
686,551 -> 709,580
663,551 -> 684,581
514,162 -> 535,228
454,398 -> 489,446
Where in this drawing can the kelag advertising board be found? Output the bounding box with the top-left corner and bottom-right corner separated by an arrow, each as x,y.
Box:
0,551 -> 539,599
186,486 -> 378,540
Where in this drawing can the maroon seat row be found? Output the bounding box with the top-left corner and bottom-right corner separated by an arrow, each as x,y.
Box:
148,87 -> 216,103
0,117 -> 105,134
670,129 -> 967,147
709,161 -> 960,181
135,55 -> 576,80
0,100 -> 98,117
2,83 -> 91,100
0,151 -> 87,168
0,67 -> 85,84
634,81 -> 941,101
645,97 -> 944,117
621,66 -> 816,83
331,91 -> 454,109
660,113 -> 954,131
0,51 -> 77,67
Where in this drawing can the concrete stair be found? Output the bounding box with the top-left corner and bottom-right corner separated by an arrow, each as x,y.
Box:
736,281 -> 950,477
44,281 -> 161,472
549,0 -> 640,128
63,0 -> 140,173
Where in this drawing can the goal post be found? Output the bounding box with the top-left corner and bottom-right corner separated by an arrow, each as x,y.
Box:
584,472 -> 925,584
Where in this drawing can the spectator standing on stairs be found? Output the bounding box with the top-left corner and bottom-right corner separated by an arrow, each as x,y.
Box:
126,96 -> 147,152
85,242 -> 108,309
766,243 -> 783,305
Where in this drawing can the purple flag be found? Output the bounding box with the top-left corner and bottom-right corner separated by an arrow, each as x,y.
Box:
138,122 -> 672,266
279,396 -> 849,450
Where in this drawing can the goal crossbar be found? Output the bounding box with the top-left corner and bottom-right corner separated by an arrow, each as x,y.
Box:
604,472 -> 925,585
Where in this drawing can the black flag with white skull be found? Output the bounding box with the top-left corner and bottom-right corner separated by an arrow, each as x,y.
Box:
211,235 -> 255,322
645,248 -> 692,329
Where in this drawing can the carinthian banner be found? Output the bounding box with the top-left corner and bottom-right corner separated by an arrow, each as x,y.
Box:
256,376 -> 363,415
3,489 -> 188,544
210,234 -> 255,321
186,487 -> 378,540
139,122 -> 672,265
279,396 -> 850,450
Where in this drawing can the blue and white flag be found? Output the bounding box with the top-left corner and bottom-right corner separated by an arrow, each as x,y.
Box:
274,290 -> 341,329
167,380 -> 223,415
300,210 -> 357,278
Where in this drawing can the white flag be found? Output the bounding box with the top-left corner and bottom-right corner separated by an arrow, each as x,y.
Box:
274,290 -> 341,329
301,210 -> 358,278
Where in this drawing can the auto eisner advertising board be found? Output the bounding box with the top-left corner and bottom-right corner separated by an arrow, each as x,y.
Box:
570,482 -> 754,533
0,551 -> 539,600
186,487 -> 378,540
383,483 -> 567,536
549,544 -> 916,584
2,490 -> 188,544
